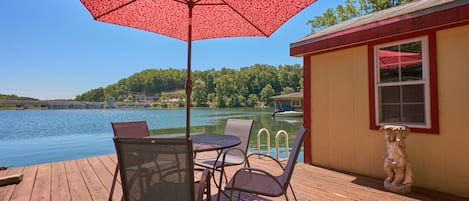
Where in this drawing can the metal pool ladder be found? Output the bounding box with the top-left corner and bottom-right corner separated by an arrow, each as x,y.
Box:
257,128 -> 289,161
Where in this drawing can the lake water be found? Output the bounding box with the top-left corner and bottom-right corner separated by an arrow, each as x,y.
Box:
0,108 -> 303,167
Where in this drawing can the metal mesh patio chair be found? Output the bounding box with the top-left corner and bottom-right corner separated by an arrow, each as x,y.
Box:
114,137 -> 211,201
224,126 -> 308,201
111,121 -> 150,138
195,119 -> 254,200
109,121 -> 151,200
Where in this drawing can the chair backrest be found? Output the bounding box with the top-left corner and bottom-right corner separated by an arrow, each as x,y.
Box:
111,121 -> 150,138
114,137 -> 195,201
278,126 -> 308,190
223,119 -> 254,158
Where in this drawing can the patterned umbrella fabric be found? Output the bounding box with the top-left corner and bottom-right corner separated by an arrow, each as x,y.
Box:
80,0 -> 317,137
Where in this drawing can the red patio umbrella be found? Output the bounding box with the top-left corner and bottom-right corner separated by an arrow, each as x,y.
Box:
80,0 -> 317,138
379,50 -> 422,69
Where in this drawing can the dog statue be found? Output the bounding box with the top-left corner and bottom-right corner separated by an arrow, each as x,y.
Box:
380,125 -> 413,194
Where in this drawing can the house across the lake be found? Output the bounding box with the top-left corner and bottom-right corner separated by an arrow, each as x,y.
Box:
291,0 -> 469,198
271,92 -> 304,117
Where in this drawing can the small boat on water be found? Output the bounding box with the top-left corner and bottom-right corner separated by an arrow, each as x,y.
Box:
272,110 -> 304,117
271,92 -> 304,117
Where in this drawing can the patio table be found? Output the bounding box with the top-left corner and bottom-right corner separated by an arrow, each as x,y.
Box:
149,133 -> 241,152
149,133 -> 241,200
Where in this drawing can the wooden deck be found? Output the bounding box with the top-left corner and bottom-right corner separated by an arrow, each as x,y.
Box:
1,152 -> 467,201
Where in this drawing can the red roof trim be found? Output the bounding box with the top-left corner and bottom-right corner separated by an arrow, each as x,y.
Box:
291,4 -> 469,56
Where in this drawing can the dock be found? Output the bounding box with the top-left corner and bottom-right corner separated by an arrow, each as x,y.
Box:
0,152 -> 466,201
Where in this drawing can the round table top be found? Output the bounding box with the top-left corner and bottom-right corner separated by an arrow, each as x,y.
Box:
148,133 -> 241,153
191,134 -> 241,152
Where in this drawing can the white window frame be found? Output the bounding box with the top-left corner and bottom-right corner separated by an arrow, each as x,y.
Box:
374,36 -> 431,128
291,99 -> 302,107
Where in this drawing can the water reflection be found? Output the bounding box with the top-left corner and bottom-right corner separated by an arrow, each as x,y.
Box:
151,108 -> 304,157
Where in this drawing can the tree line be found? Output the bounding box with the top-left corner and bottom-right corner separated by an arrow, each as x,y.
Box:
307,0 -> 412,33
75,64 -> 303,107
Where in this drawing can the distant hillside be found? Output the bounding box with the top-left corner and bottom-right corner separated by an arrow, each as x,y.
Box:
0,94 -> 39,101
75,64 -> 304,107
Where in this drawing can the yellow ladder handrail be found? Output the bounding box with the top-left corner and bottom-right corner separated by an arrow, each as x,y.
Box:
257,128 -> 271,158
275,130 -> 289,162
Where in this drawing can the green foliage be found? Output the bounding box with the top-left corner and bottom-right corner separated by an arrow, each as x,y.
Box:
247,94 -> 259,107
0,94 -> 39,101
260,84 -> 275,107
75,64 -> 303,107
307,0 -> 413,33
76,87 -> 105,102
192,79 -> 208,106
281,86 -> 295,95
124,95 -> 134,102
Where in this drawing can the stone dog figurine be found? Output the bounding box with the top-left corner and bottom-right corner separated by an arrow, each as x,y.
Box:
380,125 -> 413,194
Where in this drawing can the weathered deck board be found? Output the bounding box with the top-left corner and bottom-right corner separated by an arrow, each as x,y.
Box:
0,152 -> 467,201
76,158 -> 109,201
64,160 -> 93,201
9,165 -> 36,201
30,163 -> 51,201
51,162 -> 71,201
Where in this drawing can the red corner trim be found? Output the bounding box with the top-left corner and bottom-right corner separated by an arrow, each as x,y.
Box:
303,56 -> 312,164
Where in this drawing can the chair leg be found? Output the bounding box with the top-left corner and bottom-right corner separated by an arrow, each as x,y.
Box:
206,172 -> 212,201
109,164 -> 119,201
216,167 -> 224,201
288,183 -> 297,201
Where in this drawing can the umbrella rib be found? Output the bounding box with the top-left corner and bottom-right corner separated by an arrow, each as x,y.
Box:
221,0 -> 269,37
94,0 -> 137,20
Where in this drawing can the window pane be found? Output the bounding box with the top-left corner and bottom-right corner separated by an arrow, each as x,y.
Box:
403,104 -> 425,123
400,41 -> 422,81
401,64 -> 422,81
400,41 -> 422,54
379,46 -> 399,83
380,86 -> 400,103
380,68 -> 399,83
403,84 -> 424,102
380,105 -> 401,122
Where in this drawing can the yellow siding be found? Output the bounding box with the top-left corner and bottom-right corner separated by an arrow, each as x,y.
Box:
309,46 -> 383,177
433,24 -> 469,196
308,24 -> 469,198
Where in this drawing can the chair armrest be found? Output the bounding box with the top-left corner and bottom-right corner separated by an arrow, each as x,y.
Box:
230,167 -> 283,189
246,153 -> 285,170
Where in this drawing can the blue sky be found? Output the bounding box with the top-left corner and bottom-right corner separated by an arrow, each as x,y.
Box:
0,1 -> 340,100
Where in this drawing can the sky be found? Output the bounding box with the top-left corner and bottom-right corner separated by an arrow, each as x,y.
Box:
0,0 -> 340,100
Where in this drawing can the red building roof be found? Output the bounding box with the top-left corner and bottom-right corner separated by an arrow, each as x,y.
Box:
290,0 -> 469,56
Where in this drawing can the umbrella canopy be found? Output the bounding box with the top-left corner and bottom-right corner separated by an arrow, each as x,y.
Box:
379,50 -> 422,69
80,0 -> 317,138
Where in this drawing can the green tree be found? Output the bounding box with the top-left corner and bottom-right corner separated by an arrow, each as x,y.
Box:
247,94 -> 259,107
124,95 -> 134,102
76,87 -> 105,102
214,74 -> 238,107
281,86 -> 295,95
307,0 -> 413,33
260,84 -> 275,107
192,79 -> 208,106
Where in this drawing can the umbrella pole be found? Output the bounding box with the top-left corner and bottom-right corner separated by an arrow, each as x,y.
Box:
185,1 -> 194,139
